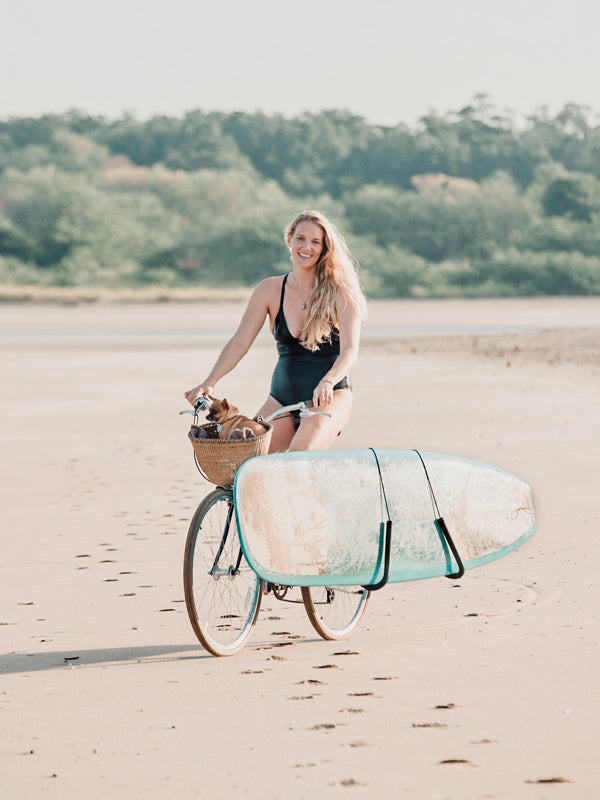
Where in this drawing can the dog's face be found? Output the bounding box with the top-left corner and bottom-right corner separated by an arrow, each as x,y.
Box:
206,397 -> 239,423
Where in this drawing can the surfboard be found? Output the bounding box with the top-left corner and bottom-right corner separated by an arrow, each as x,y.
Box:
233,449 -> 535,587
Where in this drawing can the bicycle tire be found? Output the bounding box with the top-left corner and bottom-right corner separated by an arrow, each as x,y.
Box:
301,585 -> 370,640
183,487 -> 262,656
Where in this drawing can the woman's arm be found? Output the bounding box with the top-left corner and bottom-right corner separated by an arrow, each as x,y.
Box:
184,279 -> 273,405
313,303 -> 362,408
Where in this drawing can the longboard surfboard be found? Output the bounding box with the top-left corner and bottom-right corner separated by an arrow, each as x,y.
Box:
233,449 -> 535,587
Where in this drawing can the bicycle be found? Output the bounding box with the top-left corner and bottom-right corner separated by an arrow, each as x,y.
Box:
179,398 -> 370,656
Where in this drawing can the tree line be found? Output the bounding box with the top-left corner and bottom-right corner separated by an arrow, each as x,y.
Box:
1,97 -> 600,296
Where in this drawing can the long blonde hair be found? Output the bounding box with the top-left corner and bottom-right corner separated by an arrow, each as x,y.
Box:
285,211 -> 367,351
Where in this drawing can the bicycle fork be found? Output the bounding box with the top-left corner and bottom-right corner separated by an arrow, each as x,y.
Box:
209,501 -> 243,578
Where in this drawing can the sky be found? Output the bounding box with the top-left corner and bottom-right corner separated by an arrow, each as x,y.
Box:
2,0 -> 599,127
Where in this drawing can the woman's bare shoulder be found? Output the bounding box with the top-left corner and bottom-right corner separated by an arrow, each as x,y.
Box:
252,275 -> 285,302
258,274 -> 285,291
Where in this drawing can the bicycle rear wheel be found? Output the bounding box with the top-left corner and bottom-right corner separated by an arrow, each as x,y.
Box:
183,487 -> 262,656
301,585 -> 370,640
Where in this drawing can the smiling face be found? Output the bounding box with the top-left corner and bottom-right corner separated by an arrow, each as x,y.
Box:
287,220 -> 325,272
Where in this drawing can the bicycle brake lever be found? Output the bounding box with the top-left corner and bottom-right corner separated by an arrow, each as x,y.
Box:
298,402 -> 332,418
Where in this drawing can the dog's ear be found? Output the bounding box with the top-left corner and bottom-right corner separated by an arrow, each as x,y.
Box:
222,399 -> 230,410
208,395 -> 216,401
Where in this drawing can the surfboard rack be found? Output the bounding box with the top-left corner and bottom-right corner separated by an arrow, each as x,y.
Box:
435,517 -> 465,580
362,520 -> 393,591
362,449 -> 465,590
362,449 -> 393,591
414,450 -> 465,580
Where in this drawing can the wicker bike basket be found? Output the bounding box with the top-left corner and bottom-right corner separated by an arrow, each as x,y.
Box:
188,422 -> 273,486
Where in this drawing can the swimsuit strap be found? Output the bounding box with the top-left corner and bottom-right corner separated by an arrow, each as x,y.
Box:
278,273 -> 288,310
273,274 -> 296,343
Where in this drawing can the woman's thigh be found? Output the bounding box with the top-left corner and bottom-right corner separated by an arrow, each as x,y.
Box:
255,395 -> 297,453
289,390 -> 353,451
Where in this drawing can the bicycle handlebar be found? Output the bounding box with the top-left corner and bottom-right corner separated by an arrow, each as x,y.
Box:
179,397 -> 211,417
179,398 -> 331,421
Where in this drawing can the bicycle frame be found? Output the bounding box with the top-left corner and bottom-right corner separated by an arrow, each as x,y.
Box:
180,398 -> 369,655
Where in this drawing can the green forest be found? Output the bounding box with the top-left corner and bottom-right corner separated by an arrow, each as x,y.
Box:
2,97 -> 600,297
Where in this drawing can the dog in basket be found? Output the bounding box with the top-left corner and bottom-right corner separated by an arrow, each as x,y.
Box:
191,397 -> 267,441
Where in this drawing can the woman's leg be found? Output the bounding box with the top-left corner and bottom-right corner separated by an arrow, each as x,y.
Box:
288,390 -> 353,452
255,395 -> 297,453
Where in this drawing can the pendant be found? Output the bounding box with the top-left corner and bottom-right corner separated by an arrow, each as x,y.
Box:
301,302 -> 307,310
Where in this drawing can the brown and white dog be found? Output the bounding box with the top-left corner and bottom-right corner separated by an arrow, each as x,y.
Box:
206,397 -> 267,440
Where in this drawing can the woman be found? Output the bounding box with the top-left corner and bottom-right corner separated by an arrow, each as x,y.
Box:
185,210 -> 366,452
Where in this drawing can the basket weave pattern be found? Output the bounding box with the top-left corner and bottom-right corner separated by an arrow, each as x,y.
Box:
188,424 -> 272,485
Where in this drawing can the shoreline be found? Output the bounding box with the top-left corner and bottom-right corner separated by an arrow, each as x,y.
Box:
0,283 -> 254,304
2,281 -> 600,307
2,296 -> 599,367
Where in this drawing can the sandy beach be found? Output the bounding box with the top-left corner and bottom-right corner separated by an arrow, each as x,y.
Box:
1,296 -> 599,799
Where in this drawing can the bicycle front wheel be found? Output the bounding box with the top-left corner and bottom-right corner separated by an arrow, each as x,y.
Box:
301,585 -> 370,640
183,488 -> 262,656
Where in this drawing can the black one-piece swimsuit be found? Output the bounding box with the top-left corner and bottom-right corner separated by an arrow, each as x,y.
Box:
269,274 -> 351,406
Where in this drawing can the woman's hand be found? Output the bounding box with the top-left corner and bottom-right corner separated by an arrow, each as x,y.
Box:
185,382 -> 214,406
313,377 -> 334,408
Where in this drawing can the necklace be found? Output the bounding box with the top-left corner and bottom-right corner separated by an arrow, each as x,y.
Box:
293,273 -> 311,310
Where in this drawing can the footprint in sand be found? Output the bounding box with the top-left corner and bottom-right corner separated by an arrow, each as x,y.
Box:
334,778 -> 365,787
412,722 -> 447,729
288,695 -> 317,700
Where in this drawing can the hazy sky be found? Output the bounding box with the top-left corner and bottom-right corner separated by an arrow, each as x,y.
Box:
3,0 -> 599,126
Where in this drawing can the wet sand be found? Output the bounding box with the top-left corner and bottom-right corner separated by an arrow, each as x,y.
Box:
1,297 -> 599,798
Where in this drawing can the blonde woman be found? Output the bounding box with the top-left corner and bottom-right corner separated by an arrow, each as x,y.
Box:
185,211 -> 366,452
